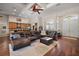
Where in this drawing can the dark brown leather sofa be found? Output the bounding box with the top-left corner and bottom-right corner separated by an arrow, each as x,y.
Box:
10,31 -> 41,51
11,38 -> 31,51
28,31 -> 41,41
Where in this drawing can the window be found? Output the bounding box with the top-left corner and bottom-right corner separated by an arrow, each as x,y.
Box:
62,15 -> 79,37
46,20 -> 56,31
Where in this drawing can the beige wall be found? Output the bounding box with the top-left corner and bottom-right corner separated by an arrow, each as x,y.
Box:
0,14 -> 9,35
9,16 -> 31,23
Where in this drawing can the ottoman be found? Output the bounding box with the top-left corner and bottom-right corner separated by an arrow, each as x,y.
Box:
40,37 -> 53,45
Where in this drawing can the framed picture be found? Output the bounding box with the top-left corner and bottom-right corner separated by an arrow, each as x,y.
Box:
3,26 -> 6,29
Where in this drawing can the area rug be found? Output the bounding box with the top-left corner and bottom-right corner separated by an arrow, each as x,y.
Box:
9,40 -> 57,56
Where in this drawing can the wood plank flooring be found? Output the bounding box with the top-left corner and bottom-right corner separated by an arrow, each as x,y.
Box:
45,37 -> 79,56
0,36 -> 10,56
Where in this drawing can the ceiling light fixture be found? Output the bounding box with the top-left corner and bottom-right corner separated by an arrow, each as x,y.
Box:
14,9 -> 16,11
13,7 -> 16,12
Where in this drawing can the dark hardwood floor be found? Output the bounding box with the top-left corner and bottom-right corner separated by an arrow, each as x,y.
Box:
0,36 -> 79,56
45,37 -> 79,56
0,36 -> 10,56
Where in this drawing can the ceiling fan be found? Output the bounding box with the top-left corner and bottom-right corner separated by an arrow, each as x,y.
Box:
30,3 -> 43,14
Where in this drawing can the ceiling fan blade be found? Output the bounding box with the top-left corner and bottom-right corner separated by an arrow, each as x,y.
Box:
30,3 -> 44,14
36,9 -> 43,11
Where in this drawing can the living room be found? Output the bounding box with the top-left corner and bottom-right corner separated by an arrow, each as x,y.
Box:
0,3 -> 79,56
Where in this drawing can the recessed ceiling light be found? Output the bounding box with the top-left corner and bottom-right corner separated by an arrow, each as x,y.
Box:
13,7 -> 16,12
14,9 -> 16,11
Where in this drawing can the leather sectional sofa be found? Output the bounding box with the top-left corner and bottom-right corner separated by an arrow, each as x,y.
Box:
10,30 -> 61,51
10,31 -> 41,51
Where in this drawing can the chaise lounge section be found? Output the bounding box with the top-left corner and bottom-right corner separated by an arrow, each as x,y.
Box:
11,38 -> 31,51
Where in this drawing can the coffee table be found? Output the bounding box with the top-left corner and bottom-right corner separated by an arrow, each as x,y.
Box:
40,37 -> 53,45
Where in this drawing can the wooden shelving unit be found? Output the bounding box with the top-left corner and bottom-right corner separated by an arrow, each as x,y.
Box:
9,22 -> 31,31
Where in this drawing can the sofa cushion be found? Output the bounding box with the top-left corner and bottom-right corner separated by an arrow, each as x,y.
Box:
10,34 -> 21,40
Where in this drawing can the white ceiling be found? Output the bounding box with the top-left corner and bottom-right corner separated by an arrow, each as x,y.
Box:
0,3 -> 79,18
0,3 -> 49,17
19,3 -> 50,18
41,3 -> 79,16
0,3 -> 28,16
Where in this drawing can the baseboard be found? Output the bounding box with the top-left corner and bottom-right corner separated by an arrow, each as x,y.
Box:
63,36 -> 79,39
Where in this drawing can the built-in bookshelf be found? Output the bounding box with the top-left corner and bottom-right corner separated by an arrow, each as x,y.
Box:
9,22 -> 31,31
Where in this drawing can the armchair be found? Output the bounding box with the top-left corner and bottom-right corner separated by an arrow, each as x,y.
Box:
44,31 -> 57,40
